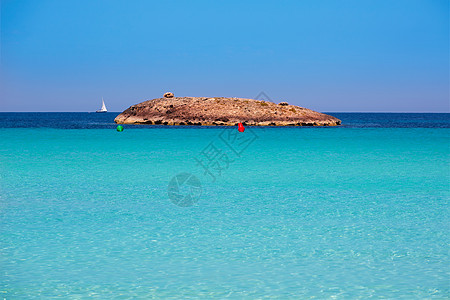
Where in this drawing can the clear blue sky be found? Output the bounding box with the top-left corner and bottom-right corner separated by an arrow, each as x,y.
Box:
1,0 -> 449,112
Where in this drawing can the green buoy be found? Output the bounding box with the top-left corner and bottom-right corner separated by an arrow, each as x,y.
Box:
116,125 -> 124,132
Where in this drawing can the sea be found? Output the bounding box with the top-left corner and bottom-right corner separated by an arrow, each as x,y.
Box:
0,113 -> 449,299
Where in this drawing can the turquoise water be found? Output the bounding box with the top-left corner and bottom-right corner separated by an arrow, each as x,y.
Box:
1,114 -> 449,298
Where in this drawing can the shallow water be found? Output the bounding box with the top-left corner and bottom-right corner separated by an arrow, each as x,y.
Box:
0,113 -> 449,298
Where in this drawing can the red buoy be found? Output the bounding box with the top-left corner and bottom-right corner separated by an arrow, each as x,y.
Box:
238,123 -> 245,132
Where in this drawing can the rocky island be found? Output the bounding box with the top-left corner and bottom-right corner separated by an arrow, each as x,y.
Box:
114,93 -> 341,126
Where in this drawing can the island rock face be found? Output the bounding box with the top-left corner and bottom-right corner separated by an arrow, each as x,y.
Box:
114,97 -> 341,126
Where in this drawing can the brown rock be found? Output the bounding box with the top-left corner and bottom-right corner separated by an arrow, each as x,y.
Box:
279,102 -> 289,106
114,97 -> 341,126
163,92 -> 174,98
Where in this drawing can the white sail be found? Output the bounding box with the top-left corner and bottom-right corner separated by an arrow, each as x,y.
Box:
96,97 -> 107,113
101,99 -> 107,111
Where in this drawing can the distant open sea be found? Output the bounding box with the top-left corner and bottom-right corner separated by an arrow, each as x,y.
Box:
1,113 -> 449,298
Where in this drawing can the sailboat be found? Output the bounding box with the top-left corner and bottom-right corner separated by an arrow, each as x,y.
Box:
96,97 -> 107,113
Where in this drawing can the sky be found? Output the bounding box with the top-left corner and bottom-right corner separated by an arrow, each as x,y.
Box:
0,0 -> 449,112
